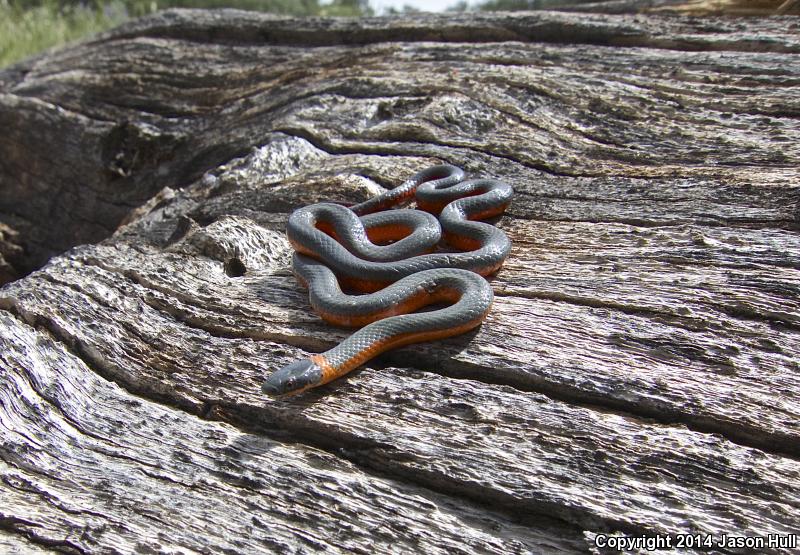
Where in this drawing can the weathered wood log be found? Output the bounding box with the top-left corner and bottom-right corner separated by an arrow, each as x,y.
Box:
1,8 -> 798,553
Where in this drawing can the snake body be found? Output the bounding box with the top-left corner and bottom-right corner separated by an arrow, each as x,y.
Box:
262,165 -> 513,397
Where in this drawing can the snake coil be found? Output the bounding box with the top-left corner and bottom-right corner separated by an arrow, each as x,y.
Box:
262,165 -> 513,397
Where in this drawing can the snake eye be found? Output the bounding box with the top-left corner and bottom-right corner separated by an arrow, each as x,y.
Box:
263,359 -> 323,397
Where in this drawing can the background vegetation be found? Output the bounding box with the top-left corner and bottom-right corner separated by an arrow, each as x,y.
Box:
1,0 -> 121,67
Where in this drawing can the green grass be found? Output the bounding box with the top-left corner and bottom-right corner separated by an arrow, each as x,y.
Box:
0,0 -> 129,67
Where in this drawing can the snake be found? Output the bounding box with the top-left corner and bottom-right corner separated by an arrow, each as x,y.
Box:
261,164 -> 513,397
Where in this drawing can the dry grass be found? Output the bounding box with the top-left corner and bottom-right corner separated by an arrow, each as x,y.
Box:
656,0 -> 800,15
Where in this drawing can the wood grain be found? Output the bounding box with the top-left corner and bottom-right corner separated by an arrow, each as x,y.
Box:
1,8 -> 798,553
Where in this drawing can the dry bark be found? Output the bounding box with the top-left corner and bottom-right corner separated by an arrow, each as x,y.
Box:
1,8 -> 798,554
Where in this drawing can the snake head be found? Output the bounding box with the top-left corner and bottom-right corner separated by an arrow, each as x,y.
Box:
262,359 -> 323,397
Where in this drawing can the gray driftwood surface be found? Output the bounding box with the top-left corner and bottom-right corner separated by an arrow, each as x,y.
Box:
1,8 -> 799,554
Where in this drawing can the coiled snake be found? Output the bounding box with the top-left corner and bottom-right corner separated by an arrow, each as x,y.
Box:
262,164 -> 513,397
